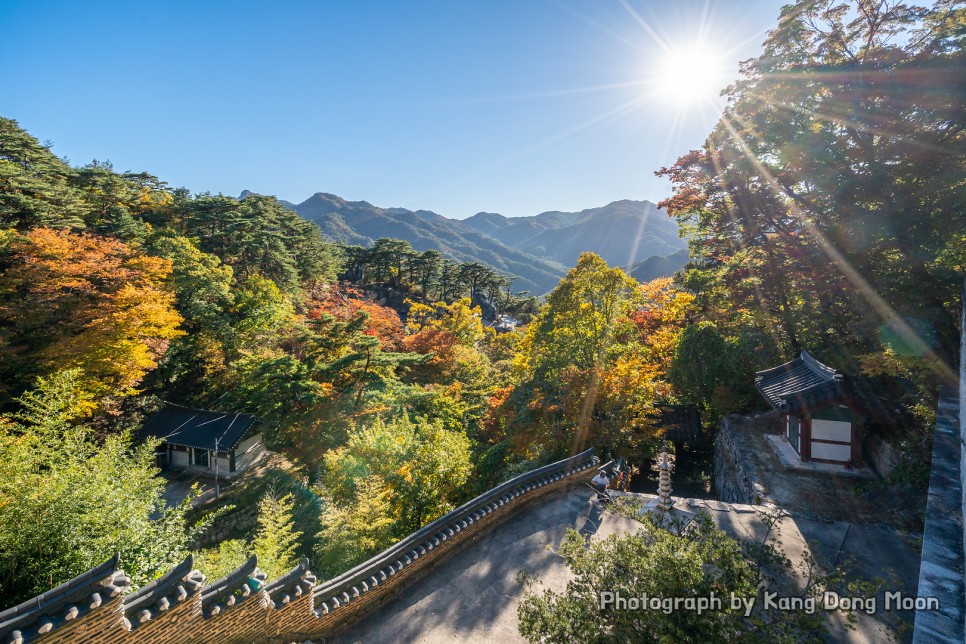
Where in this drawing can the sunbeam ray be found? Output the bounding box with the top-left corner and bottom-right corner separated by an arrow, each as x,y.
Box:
419,91 -> 655,202
705,139 -> 788,348
717,113 -> 957,384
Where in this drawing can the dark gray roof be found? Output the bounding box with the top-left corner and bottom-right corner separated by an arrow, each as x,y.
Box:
655,404 -> 702,443
123,555 -> 204,629
264,558 -> 316,610
0,554 -> 130,641
200,555 -> 267,618
755,350 -> 845,413
137,403 -> 262,451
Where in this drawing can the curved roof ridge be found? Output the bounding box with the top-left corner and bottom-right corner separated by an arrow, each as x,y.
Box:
123,555 -> 198,615
756,350 -> 846,410
0,554 -> 130,641
800,350 -> 840,380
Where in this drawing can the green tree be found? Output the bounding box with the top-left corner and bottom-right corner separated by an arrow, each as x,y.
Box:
224,273 -> 295,358
252,491 -> 303,580
500,254 -> 641,455
0,370 -> 205,606
656,0 -> 964,388
72,159 -> 150,242
517,253 -> 639,383
411,249 -> 443,295
370,238 -> 415,286
322,415 -> 472,534
194,539 -> 251,581
518,509 -> 846,643
313,476 -> 395,577
147,232 -> 235,330
0,118 -> 89,230
178,193 -> 338,291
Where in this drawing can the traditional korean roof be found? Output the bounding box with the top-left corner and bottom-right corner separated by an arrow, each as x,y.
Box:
137,402 -> 262,452
200,555 -> 268,618
0,553 -> 131,642
655,404 -> 702,443
755,350 -> 846,413
263,558 -> 316,610
123,554 -> 205,630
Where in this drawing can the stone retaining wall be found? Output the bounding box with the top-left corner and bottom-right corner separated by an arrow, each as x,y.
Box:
714,413 -> 777,505
190,507 -> 258,550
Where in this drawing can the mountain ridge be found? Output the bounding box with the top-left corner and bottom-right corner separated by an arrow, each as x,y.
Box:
249,190 -> 687,294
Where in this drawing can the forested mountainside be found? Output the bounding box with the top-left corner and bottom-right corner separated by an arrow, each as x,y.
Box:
461,198 -> 684,268
280,191 -> 567,295
278,191 -> 685,294
1,1 -> 962,640
624,249 -> 690,284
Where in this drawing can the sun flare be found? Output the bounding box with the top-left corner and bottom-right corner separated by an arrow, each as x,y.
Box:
653,44 -> 731,108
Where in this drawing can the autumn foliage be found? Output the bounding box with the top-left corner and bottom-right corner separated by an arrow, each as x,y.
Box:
307,286 -> 404,349
0,228 -> 183,404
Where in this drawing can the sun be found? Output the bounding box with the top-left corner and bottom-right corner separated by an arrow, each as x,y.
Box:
652,44 -> 731,108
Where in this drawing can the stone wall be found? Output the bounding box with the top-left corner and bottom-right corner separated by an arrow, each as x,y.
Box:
714,413 -> 778,505
0,449 -> 598,644
911,275 -> 965,643
190,507 -> 258,550
862,433 -> 905,478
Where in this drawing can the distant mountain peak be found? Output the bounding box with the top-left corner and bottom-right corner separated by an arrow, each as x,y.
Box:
306,192 -> 346,205
278,190 -> 684,295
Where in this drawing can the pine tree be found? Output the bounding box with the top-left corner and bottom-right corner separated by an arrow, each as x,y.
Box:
252,491 -> 303,580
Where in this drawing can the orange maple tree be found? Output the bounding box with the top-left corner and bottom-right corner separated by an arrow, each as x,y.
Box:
307,286 -> 404,349
0,228 -> 184,404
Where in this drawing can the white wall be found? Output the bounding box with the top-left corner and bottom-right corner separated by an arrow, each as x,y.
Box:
235,433 -> 266,471
170,449 -> 190,467
211,454 -> 232,474
810,441 -> 851,462
811,419 -> 851,443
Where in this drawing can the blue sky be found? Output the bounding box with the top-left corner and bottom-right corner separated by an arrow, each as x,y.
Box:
2,0 -> 786,219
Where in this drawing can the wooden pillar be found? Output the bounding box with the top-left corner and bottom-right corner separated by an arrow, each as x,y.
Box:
800,414 -> 811,462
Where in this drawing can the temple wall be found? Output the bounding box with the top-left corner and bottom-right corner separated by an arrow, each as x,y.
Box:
0,450 -> 597,644
713,412 -> 778,505
911,276 -> 965,643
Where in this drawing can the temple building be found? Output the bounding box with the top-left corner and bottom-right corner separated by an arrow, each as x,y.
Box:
755,351 -> 865,467
137,402 -> 267,477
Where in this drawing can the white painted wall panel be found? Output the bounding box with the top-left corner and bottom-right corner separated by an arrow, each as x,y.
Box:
237,434 -> 262,454
812,419 -> 851,443
212,455 -> 232,474
171,450 -> 189,466
236,433 -> 266,471
810,441 -> 851,462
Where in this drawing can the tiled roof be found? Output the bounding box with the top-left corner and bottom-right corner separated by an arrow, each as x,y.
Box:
123,555 -> 204,630
655,404 -> 702,443
200,555 -> 267,618
137,403 -> 262,452
264,558 -> 316,610
755,350 -> 845,413
0,553 -> 130,641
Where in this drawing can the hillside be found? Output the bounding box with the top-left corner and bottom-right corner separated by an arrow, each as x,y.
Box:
277,192 -> 686,294
285,193 -> 567,294
463,199 -> 685,268
624,249 -> 690,282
